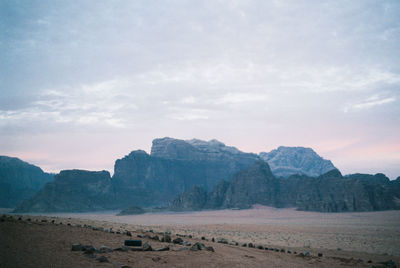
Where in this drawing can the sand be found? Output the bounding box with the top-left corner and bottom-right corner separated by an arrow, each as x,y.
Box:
1,206 -> 400,267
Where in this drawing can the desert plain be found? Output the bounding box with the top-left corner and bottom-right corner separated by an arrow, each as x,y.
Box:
1,205 -> 399,267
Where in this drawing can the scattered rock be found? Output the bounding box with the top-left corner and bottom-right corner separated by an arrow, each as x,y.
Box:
124,240 -> 142,247
99,246 -> 112,253
248,243 -> 254,248
182,241 -> 191,246
305,251 -> 310,257
190,242 -> 206,251
298,253 -> 305,257
218,238 -> 228,244
173,237 -> 183,244
96,256 -> 109,263
71,244 -> 83,251
126,231 -> 132,237
241,243 -> 247,247
257,245 -> 264,250
114,246 -> 129,252
162,234 -> 171,243
143,242 -> 152,251
155,246 -> 170,252
82,245 -> 97,254
201,236 -> 206,240
280,249 -> 285,253
318,252 -> 323,257
206,246 -> 215,252
212,238 -> 215,242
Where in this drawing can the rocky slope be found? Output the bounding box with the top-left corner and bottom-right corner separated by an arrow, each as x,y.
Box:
170,161 -> 400,212
259,146 -> 336,177
14,170 -> 114,212
0,156 -> 53,208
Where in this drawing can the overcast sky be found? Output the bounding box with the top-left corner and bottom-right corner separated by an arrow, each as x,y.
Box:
1,0 -> 399,178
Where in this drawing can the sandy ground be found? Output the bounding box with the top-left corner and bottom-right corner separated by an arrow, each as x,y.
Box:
1,206 -> 400,267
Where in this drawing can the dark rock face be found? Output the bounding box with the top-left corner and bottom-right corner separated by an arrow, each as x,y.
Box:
223,161 -> 278,209
0,156 -> 54,208
14,170 -> 114,212
259,146 -> 336,178
170,186 -> 207,211
171,161 -> 400,212
111,138 -> 259,207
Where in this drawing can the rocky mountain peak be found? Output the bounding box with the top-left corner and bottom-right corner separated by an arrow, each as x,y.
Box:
151,137 -> 258,161
259,146 -> 336,178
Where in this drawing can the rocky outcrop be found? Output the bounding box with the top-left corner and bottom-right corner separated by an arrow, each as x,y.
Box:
111,138 -> 260,207
170,161 -> 400,212
117,206 -> 145,215
259,146 -> 336,178
14,170 -> 115,212
169,186 -> 207,211
0,156 -> 53,208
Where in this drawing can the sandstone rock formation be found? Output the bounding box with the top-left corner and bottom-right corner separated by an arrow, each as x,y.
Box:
259,146 -> 336,177
14,170 -> 114,212
170,161 -> 400,212
0,156 -> 53,208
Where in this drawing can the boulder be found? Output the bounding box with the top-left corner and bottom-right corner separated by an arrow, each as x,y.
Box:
173,237 -> 183,244
124,240 -> 142,247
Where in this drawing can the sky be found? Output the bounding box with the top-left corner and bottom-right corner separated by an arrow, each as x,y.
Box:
0,0 -> 399,178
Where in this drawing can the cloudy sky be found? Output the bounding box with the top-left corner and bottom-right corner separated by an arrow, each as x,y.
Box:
1,0 -> 399,178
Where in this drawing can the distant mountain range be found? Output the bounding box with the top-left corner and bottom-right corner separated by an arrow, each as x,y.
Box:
170,161 -> 400,212
0,156 -> 53,208
4,137 -> 400,213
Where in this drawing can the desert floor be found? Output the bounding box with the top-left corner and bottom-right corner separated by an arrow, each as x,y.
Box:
1,206 -> 400,267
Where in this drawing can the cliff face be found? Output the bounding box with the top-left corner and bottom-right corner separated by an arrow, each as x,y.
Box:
14,170 -> 114,212
259,146 -> 336,178
111,138 -> 260,207
170,161 -> 400,212
0,156 -> 53,208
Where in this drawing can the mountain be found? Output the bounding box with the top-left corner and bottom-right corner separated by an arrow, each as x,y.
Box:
14,170 -> 114,212
14,138 -> 260,212
259,146 -> 336,177
170,161 -> 400,212
0,156 -> 53,208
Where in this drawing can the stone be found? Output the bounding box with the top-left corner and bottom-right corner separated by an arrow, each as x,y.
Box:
142,242 -> 152,251
173,237 -> 183,244
182,241 -> 191,246
82,245 -> 97,254
190,242 -> 206,251
126,231 -> 132,237
241,243 -> 247,247
305,251 -> 310,257
217,238 -> 228,244
71,244 -> 83,251
163,234 -> 171,243
257,245 -> 264,250
99,246 -> 113,253
318,253 -> 323,257
96,256 -> 109,263
206,246 -> 215,252
124,240 -> 142,247
248,243 -> 254,248
280,249 -> 285,253
155,246 -> 170,252
114,246 -> 129,252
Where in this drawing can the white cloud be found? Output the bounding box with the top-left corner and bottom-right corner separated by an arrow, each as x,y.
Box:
344,95 -> 396,112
